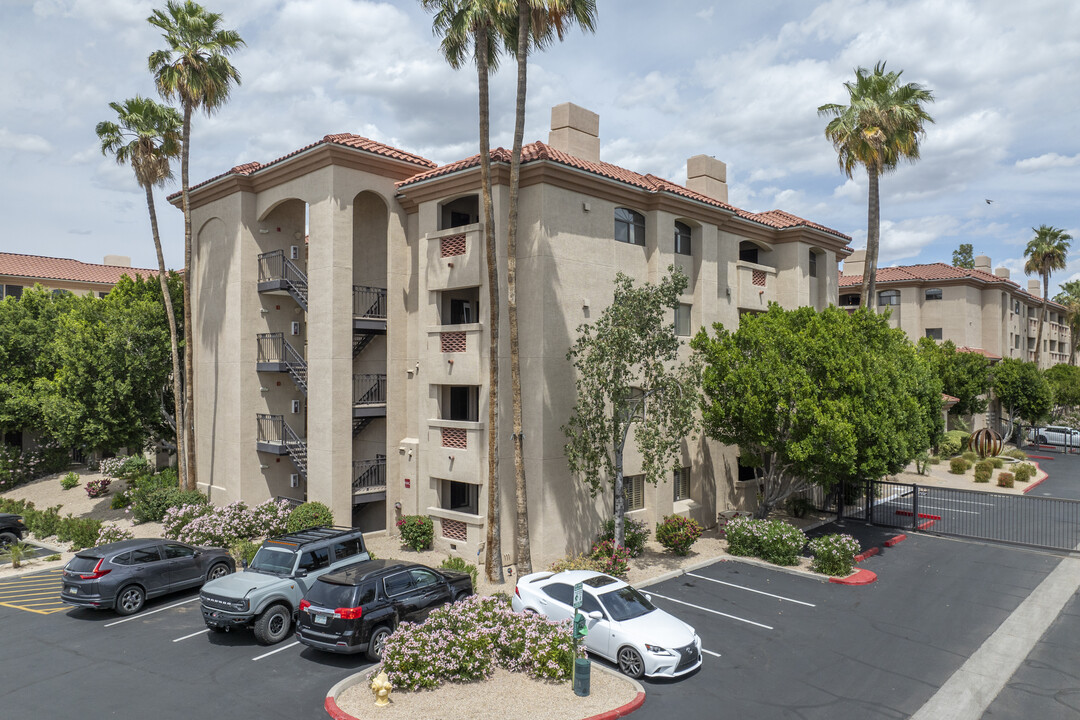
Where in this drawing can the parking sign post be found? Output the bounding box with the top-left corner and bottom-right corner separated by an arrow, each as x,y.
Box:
572,582 -> 590,697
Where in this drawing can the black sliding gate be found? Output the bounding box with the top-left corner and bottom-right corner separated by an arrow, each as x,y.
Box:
813,480 -> 1080,553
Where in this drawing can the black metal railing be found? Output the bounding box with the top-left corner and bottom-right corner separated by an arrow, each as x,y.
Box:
256,332 -> 307,395
256,413 -> 307,478
257,413 -> 284,444
353,374 -> 387,406
352,457 -> 387,492
258,249 -> 309,310
353,286 -> 387,319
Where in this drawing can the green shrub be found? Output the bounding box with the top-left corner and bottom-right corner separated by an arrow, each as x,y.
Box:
990,457 -> 1004,469
785,496 -> 814,518
1004,449 -> 1027,460
807,533 -> 861,576
725,517 -> 806,566
1014,463 -> 1036,483
949,457 -> 968,474
595,517 -> 649,558
397,514 -> 434,551
24,505 -> 62,538
110,491 -> 131,510
230,538 -> 260,567
938,431 -> 964,457
974,467 -> 992,483
116,455 -> 151,480
962,451 -> 978,464
997,472 -> 1015,489
549,553 -> 605,574
440,555 -> 479,589
975,460 -> 993,472
928,455 -> 942,465
44,553 -> 61,562
655,515 -> 703,556
914,452 -> 931,475
60,472 -> 80,490
589,539 -> 630,577
2,541 -> 33,568
130,474 -> 207,524
287,501 -> 334,533
57,516 -> 103,550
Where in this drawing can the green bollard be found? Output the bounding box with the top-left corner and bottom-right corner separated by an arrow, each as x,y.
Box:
573,657 -> 591,697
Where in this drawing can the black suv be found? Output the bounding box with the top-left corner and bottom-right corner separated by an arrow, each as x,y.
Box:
295,559 -> 473,659
0,514 -> 28,546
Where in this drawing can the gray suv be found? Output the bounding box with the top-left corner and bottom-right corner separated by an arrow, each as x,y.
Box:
199,526 -> 368,645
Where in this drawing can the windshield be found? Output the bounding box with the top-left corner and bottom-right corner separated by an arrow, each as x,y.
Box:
599,586 -> 656,622
248,546 -> 297,575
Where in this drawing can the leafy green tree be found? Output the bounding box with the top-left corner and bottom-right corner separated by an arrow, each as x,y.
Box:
992,358 -> 1052,439
818,62 -> 934,309
693,306 -> 942,517
1044,363 -> 1080,417
1024,225 -> 1072,367
149,0 -> 245,490
97,96 -> 187,487
1054,279 -> 1080,365
916,338 -> 990,418
564,268 -> 700,548
952,243 -> 974,269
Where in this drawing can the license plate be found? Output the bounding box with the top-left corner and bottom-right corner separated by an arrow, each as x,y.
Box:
314,614 -> 328,625
67,586 -> 78,595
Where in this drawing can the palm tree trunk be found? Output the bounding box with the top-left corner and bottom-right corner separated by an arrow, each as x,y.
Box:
506,0 -> 533,575
477,26 -> 503,585
861,167 -> 880,311
181,104 -> 197,491
144,182 -> 187,488
1035,278 -> 1047,367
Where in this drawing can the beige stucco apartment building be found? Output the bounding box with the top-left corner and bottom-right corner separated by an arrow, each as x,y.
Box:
176,103 -> 851,568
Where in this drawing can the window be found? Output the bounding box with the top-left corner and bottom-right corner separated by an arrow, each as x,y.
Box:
1015,334 -> 1021,349
1014,299 -> 1021,314
839,294 -> 861,307
383,571 -> 414,597
299,547 -> 330,572
2,285 -> 23,300
878,290 -> 900,306
674,222 -> 692,255
410,568 -> 441,588
808,251 -> 818,278
98,292 -> 108,299
445,386 -> 478,421
331,538 -> 364,562
449,297 -> 474,324
675,303 -> 692,336
52,288 -> 72,297
440,195 -> 479,230
925,328 -> 943,341
442,479 -> 479,515
131,547 -> 162,564
542,583 -> 574,606
163,544 -> 195,559
580,591 -> 605,617
738,241 -> 759,264
925,288 -> 942,301
614,208 -> 646,246
112,552 -> 133,566
673,467 -> 690,501
624,474 -> 644,511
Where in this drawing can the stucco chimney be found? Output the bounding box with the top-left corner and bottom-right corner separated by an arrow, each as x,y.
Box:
548,103 -> 599,162
974,254 -> 991,272
686,155 -> 729,204
1029,279 -> 1041,294
842,249 -> 866,277
994,267 -> 1010,280
103,255 -> 131,267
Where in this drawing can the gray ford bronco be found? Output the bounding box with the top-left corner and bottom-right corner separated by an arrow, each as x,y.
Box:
199,526 -> 368,644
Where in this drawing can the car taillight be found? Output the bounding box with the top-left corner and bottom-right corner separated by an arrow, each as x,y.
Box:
79,558 -> 111,580
335,606 -> 363,620
514,586 -> 520,598
299,599 -> 311,612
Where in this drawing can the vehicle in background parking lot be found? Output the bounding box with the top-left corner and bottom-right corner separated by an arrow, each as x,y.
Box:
1028,425 -> 1080,447
512,569 -> 702,679
0,514 -> 28,546
60,539 -> 234,616
200,526 -> 368,645
296,559 -> 473,659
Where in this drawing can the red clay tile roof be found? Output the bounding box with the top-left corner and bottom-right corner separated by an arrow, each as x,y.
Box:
956,346 -> 1003,360
171,134 -> 437,199
0,253 -> 157,285
397,141 -> 850,242
942,393 -> 960,404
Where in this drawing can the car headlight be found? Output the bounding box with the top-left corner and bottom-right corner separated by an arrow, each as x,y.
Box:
644,644 -> 674,656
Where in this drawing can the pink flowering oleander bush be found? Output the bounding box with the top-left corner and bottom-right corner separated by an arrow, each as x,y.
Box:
163,502 -> 212,539
725,517 -> 807,566
589,539 -> 631,578
98,457 -> 126,479
85,478 -> 111,498
164,498 -> 296,546
380,594 -> 575,690
655,515 -> 703,556
250,499 -> 295,537
95,523 -> 135,545
807,533 -> 861,576
0,441 -> 69,491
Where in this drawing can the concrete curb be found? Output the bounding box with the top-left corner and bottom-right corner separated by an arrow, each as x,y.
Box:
1022,460 -> 1048,494
884,534 -> 907,547
829,568 -> 877,585
323,662 -> 646,720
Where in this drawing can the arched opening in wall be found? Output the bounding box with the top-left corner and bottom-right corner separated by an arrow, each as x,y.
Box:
439,195 -> 479,230
839,293 -> 861,308
738,240 -> 770,266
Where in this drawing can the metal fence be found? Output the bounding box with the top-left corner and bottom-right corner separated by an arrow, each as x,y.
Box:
353,286 -> 387,319
353,374 -> 387,406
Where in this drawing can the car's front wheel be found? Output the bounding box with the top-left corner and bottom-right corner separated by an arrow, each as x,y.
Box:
0,531 -> 18,547
206,562 -> 231,582
367,625 -> 392,662
1038,435 -> 1048,445
617,646 -> 645,679
254,604 -> 291,645
115,585 -> 146,616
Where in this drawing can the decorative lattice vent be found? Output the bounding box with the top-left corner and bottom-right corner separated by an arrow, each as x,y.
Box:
442,518 -> 467,542
441,427 -> 467,449
441,331 -> 467,353
440,234 -> 467,258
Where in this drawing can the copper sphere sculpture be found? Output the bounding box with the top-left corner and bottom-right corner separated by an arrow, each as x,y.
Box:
968,427 -> 1003,458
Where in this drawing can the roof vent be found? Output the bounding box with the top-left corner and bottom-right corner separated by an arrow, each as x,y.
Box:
686,155 -> 728,204
548,103 -> 599,162
103,255 -> 131,267
1028,279 -> 1041,294
994,267 -> 1010,279
841,249 -> 866,277
974,254 -> 991,271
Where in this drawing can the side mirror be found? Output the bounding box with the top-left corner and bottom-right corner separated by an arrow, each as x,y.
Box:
295,569 -> 309,577
588,611 -> 603,620
193,550 -> 202,557
240,559 -> 248,569
644,593 -> 652,602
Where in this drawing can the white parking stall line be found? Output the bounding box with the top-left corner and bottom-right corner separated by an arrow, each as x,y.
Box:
645,591 -> 773,630
685,573 -> 816,607
701,648 -> 722,658
252,640 -> 300,662
104,597 -> 200,627
913,504 -> 981,515
173,628 -> 211,643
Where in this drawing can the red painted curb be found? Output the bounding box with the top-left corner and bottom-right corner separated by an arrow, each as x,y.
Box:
884,534 -> 907,547
588,691 -> 647,720
830,568 -> 877,585
917,519 -> 937,530
1027,454 -> 1054,460
894,510 -> 941,520
324,696 -> 352,720
1022,461 -> 1048,494
854,547 -> 879,563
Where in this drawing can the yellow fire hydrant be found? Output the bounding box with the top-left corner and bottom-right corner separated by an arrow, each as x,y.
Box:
371,671 -> 393,707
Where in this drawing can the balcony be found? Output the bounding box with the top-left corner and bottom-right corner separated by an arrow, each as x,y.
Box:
353,373 -> 387,420
425,323 -> 483,384
258,249 -> 308,311
735,261 -> 777,311
426,225 -> 483,291
352,456 -> 386,504
426,421 -> 484,485
353,285 -> 387,333
256,413 -> 307,478
256,332 -> 307,395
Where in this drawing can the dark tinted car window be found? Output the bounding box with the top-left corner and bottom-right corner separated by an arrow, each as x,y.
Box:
299,547 -> 330,572
131,547 -> 162,564
542,583 -> 573,605
580,592 -> 604,616
383,572 -> 413,596
309,581 -> 358,609
164,544 -> 195,559
357,581 -> 377,605
330,539 -> 363,562
68,555 -> 102,573
411,569 -> 440,588
112,552 -> 133,566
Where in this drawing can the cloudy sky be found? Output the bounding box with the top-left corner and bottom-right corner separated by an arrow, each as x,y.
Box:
3,0 -> 1079,294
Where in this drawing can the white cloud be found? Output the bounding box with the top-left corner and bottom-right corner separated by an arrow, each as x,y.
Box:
1016,152 -> 1080,172
877,215 -> 960,263
0,128 -> 52,154
696,7 -> 714,22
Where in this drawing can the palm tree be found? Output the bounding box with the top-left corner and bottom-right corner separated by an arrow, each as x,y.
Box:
819,62 -> 934,309
421,0 -> 510,583
502,0 -> 596,573
97,97 -> 187,488
1025,225 -> 1072,366
1054,279 -> 1080,366
148,1 -> 244,491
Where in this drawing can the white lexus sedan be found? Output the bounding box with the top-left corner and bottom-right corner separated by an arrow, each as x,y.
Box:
511,570 -> 702,679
